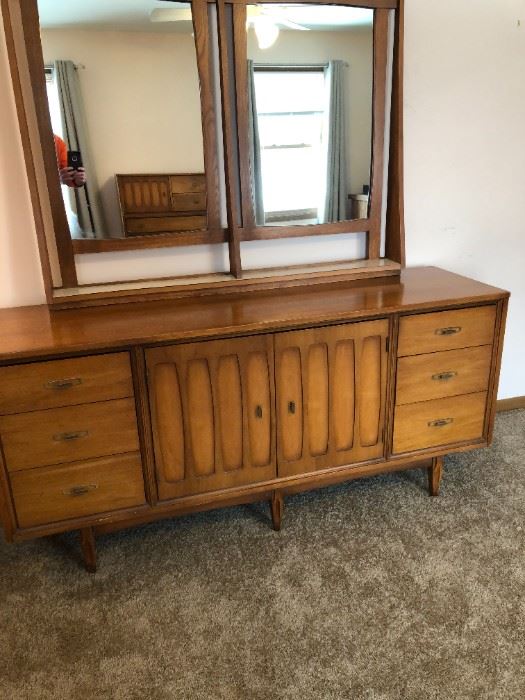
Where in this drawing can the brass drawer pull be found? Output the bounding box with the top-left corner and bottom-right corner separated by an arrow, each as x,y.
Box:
435,327 -> 462,336
288,401 -> 296,415
431,371 -> 458,381
45,378 -> 82,390
428,418 -> 453,428
255,405 -> 263,419
63,484 -> 98,497
53,430 -> 89,442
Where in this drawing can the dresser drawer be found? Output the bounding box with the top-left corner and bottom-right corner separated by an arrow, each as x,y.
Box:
0,398 -> 139,472
0,353 -> 133,415
171,193 -> 206,212
392,392 -> 487,455
396,345 -> 492,405
125,215 -> 206,235
169,174 -> 206,194
10,453 -> 146,528
398,306 -> 496,357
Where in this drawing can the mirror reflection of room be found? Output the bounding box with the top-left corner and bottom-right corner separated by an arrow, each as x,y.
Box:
246,4 -> 373,227
38,0 -> 207,240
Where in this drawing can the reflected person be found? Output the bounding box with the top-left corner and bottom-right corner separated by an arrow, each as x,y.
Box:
53,134 -> 86,188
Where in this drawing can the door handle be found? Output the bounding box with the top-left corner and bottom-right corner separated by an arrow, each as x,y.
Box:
255,405 -> 263,419
288,401 -> 296,415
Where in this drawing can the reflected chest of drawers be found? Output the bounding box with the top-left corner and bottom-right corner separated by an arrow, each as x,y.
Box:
0,268 -> 508,571
116,173 -> 207,237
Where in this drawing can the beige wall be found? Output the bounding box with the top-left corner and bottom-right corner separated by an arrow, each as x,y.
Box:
0,7 -> 46,306
403,0 -> 525,400
0,1 -> 524,400
248,26 -> 373,196
41,28 -> 205,235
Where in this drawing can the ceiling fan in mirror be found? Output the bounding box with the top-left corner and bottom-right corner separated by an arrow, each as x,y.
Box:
245,6 -> 310,49
151,3 -> 312,49
151,2 -> 373,50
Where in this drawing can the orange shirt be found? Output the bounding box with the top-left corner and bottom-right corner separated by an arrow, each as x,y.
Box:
54,134 -> 67,170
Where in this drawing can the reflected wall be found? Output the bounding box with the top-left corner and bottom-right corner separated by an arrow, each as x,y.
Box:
38,0 -> 206,240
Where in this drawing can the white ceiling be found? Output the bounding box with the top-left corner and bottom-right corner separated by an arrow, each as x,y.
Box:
37,1 -> 192,31
263,5 -> 374,30
38,1 -> 373,31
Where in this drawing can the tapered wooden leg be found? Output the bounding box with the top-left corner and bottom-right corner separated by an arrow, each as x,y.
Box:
79,527 -> 97,573
270,491 -> 284,531
427,456 -> 443,497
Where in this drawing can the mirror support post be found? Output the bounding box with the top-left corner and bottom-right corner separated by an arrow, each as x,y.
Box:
367,8 -> 389,260
193,0 -> 223,237
385,0 -> 405,267
217,0 -> 243,278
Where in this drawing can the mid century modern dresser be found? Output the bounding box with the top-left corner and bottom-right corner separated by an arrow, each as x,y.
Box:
0,268 -> 508,571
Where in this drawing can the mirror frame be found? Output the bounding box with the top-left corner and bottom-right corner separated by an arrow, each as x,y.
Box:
3,0 -> 226,287
1,0 -> 404,305
218,0 -> 395,261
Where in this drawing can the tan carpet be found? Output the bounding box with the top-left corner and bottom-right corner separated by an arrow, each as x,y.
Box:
1,410 -> 524,700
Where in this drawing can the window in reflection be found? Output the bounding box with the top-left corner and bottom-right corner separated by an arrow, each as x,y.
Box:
247,4 -> 374,227
38,0 -> 207,240
255,69 -> 325,225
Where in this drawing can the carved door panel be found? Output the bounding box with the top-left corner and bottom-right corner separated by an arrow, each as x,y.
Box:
275,320 -> 389,477
146,336 -> 276,500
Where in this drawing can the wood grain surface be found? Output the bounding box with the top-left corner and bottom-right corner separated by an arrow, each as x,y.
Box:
0,399 -> 139,471
392,392 -> 487,455
396,345 -> 492,405
397,304 -> 497,356
0,268 -> 508,362
0,352 -> 133,415
10,453 -> 145,528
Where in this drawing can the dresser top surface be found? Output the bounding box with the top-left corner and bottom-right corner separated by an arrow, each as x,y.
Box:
0,267 -> 508,362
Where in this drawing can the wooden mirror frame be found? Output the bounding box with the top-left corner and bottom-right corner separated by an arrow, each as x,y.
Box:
1,0 -> 404,307
219,0 -> 391,258
2,0 -> 225,287
71,0 -> 225,258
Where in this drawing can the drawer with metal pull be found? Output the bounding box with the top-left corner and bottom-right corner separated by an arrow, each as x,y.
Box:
0,398 -> 139,472
0,353 -> 134,415
9,453 -> 146,528
397,305 -> 496,357
392,392 -> 487,455
396,345 -> 493,405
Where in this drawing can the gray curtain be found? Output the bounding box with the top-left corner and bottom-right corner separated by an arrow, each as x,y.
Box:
247,60 -> 265,226
322,60 -> 348,223
55,60 -> 105,238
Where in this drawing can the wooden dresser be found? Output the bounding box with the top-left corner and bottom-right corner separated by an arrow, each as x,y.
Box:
0,268 -> 508,571
116,173 -> 207,237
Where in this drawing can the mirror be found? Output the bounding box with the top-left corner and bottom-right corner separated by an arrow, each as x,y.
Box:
245,4 -> 374,227
3,0 -> 402,296
37,0 -> 209,241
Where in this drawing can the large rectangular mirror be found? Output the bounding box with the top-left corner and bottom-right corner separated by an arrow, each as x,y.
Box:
245,4 -> 374,227
2,0 -> 403,300
36,0 -> 222,244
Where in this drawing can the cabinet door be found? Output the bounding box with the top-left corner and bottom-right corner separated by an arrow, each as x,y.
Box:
146,336 -> 276,500
275,320 -> 389,477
